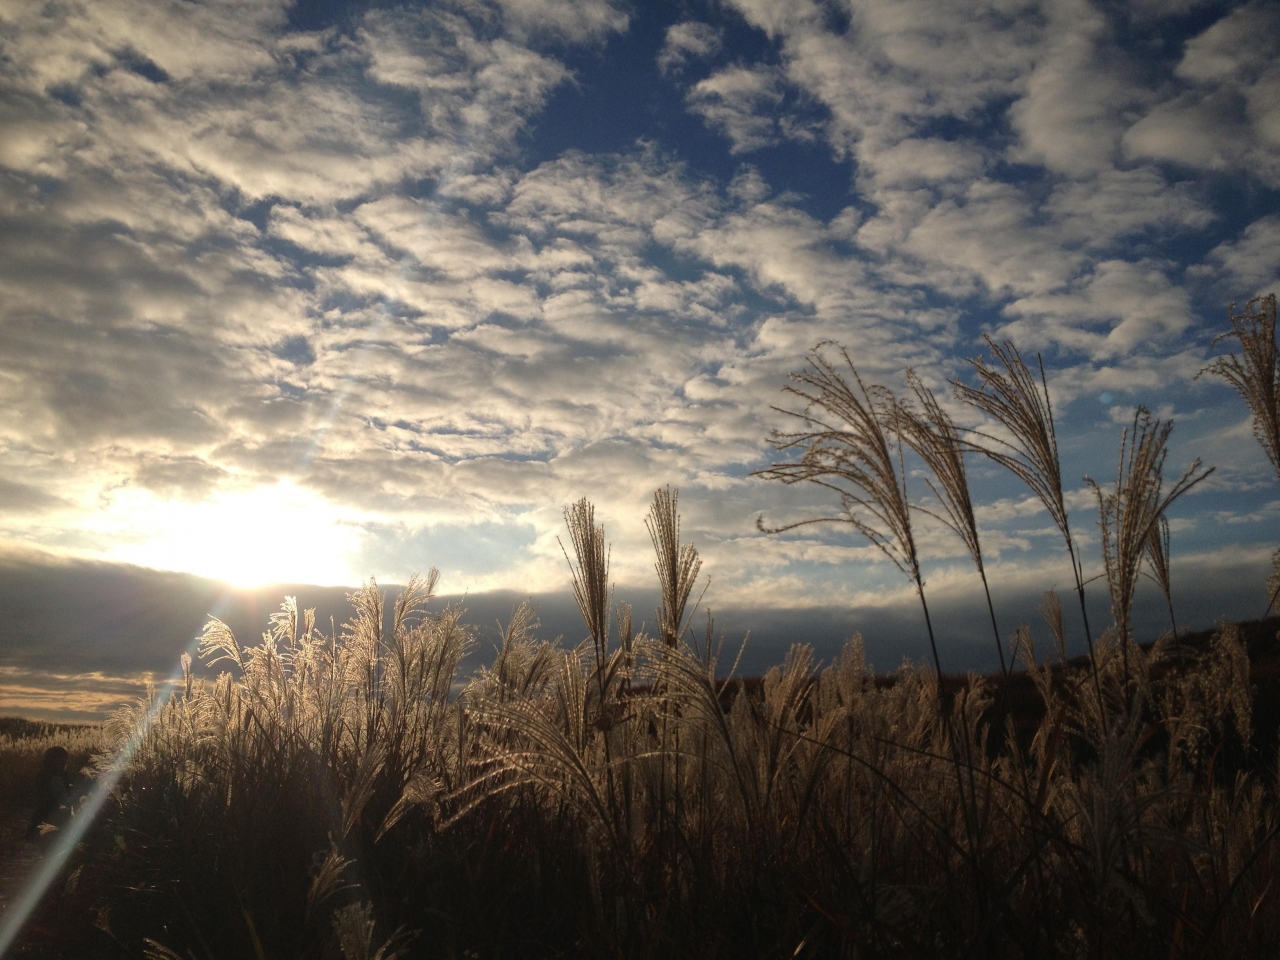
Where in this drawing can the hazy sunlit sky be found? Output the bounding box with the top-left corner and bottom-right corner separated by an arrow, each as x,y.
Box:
1,0 -> 1279,675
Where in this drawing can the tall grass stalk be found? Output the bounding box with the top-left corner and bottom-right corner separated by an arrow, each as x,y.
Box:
1087,407 -> 1212,681
560,497 -> 611,673
558,497 -> 620,835
1200,294 -> 1280,481
894,368 -> 1008,678
953,337 -> 1107,720
646,486 -> 704,648
1200,294 -> 1280,616
753,344 -> 944,685
753,344 -> 996,920
1143,512 -> 1178,640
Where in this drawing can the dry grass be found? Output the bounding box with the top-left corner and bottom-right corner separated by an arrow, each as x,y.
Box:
16,513 -> 1276,958
953,336 -> 1112,728
561,497 -> 611,666
753,345 -> 917,578
646,486 -> 704,648
753,344 -> 945,682
1086,407 -> 1212,679
1201,294 -> 1280,480
953,337 -> 1100,654
1144,514 -> 1177,636
894,367 -> 1008,676
21,574 -> 1272,959
1201,294 -> 1280,620
0,719 -> 105,813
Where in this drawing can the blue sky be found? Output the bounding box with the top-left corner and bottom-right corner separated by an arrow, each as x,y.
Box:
1,0 -> 1279,713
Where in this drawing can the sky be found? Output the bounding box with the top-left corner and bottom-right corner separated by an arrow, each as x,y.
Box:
1,0 -> 1279,717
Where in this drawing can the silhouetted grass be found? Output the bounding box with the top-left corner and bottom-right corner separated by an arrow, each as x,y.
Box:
5,596 -> 1280,959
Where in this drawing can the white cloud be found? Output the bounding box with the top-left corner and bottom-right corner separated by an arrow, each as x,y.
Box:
269,206 -> 384,260
0,0 -> 664,588
1007,0 -> 1136,177
686,65 -> 791,153
355,196 -> 535,280
712,0 -> 1277,380
725,0 -> 1039,161
1044,168 -> 1215,244
658,21 -> 722,77
1123,3 -> 1280,183
865,138 -> 987,190
1123,95 -> 1243,171
1177,3 -> 1280,84
1198,215 -> 1280,297
491,0 -> 628,44
1002,259 -> 1193,360
360,11 -> 572,167
875,179 -> 1082,299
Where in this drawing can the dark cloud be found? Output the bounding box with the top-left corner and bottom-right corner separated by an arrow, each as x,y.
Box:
1,315 -> 229,446
132,457 -> 229,501
0,477 -> 67,514
113,47 -> 171,85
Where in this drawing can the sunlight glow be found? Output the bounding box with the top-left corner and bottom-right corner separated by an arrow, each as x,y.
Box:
105,481 -> 362,587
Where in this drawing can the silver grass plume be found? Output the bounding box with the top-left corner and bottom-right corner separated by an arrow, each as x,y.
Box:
332,901 -> 405,960
953,339 -> 1071,543
1199,294 -> 1280,481
754,344 -> 918,582
646,485 -> 704,648
198,616 -> 245,672
560,498 -> 611,660
558,497 -> 617,808
307,844 -> 352,917
1143,514 -> 1178,638
141,941 -> 184,960
894,368 -> 1008,676
1040,590 -> 1067,664
953,337 -> 1104,673
616,600 -> 633,657
1267,550 -> 1280,618
753,344 -> 941,672
484,600 -> 556,702
342,578 -> 385,691
1086,407 -> 1212,677
1200,294 -> 1280,617
391,570 -> 439,641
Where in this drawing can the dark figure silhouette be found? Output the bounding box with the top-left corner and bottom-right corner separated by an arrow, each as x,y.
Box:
24,746 -> 72,840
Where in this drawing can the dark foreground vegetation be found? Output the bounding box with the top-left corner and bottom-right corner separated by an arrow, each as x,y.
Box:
5,295 -> 1280,958
0,719 -> 102,814
4,600 -> 1280,960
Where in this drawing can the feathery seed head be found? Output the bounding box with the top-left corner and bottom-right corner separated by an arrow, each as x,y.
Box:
1200,294 -> 1280,482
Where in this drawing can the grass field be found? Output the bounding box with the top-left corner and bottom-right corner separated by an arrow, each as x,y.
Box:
0,719 -> 105,814
1,593 -> 1278,959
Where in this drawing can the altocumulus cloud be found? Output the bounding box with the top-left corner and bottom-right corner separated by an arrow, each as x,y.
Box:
0,0 -> 1278,674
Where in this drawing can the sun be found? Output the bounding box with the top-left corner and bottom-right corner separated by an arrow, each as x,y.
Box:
107,480 -> 362,587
